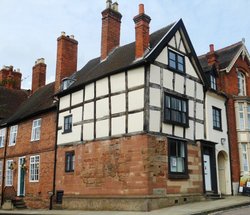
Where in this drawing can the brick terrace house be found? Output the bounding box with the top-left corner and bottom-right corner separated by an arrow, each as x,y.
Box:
199,41 -> 250,195
0,33 -> 78,208
0,66 -> 29,204
55,1 -> 207,211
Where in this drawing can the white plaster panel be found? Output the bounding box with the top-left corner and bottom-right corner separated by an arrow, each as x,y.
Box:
163,69 -> 173,90
72,90 -> 83,106
128,89 -> 144,111
238,133 -> 248,142
85,83 -> 94,101
127,68 -> 145,89
58,126 -> 81,145
83,122 -> 94,141
150,88 -> 161,108
150,65 -> 161,84
185,120 -> 194,140
175,74 -> 184,94
189,100 -> 194,118
185,57 -> 198,78
128,112 -> 144,133
196,123 -> 204,140
179,41 -> 186,53
196,83 -> 204,100
112,116 -> 126,136
71,107 -> 82,123
175,31 -> 181,48
96,120 -> 109,138
186,79 -> 195,98
155,47 -> 168,64
196,103 -> 204,121
96,98 -> 109,118
169,37 -> 175,48
149,110 -> 160,132
83,102 -> 94,120
162,123 -> 172,135
174,126 -> 183,138
58,111 -> 70,128
59,95 -> 70,110
96,77 -> 109,97
111,73 -> 125,93
111,94 -> 126,114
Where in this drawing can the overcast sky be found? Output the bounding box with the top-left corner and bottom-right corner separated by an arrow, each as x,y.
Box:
0,0 -> 249,89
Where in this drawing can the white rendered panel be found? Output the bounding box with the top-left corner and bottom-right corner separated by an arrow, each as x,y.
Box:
163,69 -> 173,90
72,90 -> 83,106
96,98 -> 109,118
59,95 -> 70,110
150,88 -> 161,107
111,73 -> 125,93
185,120 -> 194,140
156,47 -> 168,64
128,89 -> 144,111
169,37 -> 176,48
83,122 -> 94,141
149,110 -> 160,132
96,120 -> 109,138
71,107 -> 82,124
189,100 -> 194,118
111,94 -> 126,114
127,68 -> 145,89
174,126 -> 183,138
162,123 -> 172,134
175,74 -> 184,94
186,79 -> 195,98
96,77 -> 109,97
175,31 -> 181,49
128,112 -> 144,133
150,65 -> 161,84
85,83 -> 94,101
84,102 -> 94,120
186,57 -> 198,78
58,111 -> 70,128
196,103 -> 204,120
112,116 -> 126,136
196,123 -> 204,140
196,83 -> 204,100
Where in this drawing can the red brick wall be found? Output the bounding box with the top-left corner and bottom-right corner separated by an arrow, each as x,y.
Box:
217,55 -> 250,182
32,61 -> 46,93
3,111 -> 56,208
56,134 -> 203,197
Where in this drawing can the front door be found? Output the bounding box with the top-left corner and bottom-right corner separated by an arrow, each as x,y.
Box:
204,154 -> 212,191
18,157 -> 25,196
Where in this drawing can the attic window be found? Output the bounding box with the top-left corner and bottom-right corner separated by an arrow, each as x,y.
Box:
61,78 -> 75,91
210,74 -> 217,90
168,50 -> 185,73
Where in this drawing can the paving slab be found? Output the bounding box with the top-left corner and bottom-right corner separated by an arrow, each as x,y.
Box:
0,196 -> 249,215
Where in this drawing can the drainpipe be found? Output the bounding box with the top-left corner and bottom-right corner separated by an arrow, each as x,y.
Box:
225,98 -> 233,195
1,125 -> 9,205
50,97 -> 59,210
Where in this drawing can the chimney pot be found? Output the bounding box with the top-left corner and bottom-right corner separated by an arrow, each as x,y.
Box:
112,2 -> 119,11
70,35 -> 75,39
61,31 -> 66,36
139,4 -> 145,14
209,44 -> 214,52
106,0 -> 112,8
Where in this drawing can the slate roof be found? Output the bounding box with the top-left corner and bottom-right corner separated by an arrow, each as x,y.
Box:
0,87 -> 29,125
64,22 -> 176,93
198,42 -> 243,72
3,82 -> 56,126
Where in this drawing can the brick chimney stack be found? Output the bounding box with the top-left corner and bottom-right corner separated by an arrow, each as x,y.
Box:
0,66 -> 22,90
133,4 -> 151,59
55,32 -> 78,92
206,44 -> 218,67
32,58 -> 46,93
101,0 -> 122,61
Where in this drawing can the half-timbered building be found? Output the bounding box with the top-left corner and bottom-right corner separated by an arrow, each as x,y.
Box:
55,2 -> 207,211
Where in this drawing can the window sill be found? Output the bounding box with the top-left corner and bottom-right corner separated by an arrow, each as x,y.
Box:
30,139 -> 40,143
169,173 -> 189,179
167,66 -> 186,75
65,171 -> 74,174
213,127 -> 223,132
62,130 -> 72,135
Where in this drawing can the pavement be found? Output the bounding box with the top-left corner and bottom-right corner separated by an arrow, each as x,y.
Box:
0,195 -> 249,215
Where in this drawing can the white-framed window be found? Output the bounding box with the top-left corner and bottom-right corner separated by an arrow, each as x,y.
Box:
239,103 -> 245,130
247,105 -> 250,129
241,143 -> 249,172
0,128 -> 6,148
0,160 -> 3,183
29,155 -> 40,182
210,74 -> 217,90
9,125 -> 18,146
5,160 -> 13,186
238,72 -> 246,96
31,119 -> 41,141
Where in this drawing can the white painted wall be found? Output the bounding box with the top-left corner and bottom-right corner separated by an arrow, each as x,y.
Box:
128,89 -> 144,111
59,95 -> 70,110
127,68 -> 144,89
111,94 -> 126,114
96,98 -> 109,118
72,90 -> 83,106
110,73 -> 125,93
96,77 -> 109,97
85,83 -> 94,101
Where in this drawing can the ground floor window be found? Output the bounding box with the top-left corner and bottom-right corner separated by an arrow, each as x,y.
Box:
241,143 -> 249,172
65,151 -> 75,172
168,138 -> 188,178
30,155 -> 40,182
5,160 -> 13,186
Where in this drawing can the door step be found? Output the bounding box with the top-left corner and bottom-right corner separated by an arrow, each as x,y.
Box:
12,198 -> 27,209
205,193 -> 224,200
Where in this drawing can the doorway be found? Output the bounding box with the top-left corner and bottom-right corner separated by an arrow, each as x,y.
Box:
17,157 -> 26,197
204,154 -> 212,191
218,151 -> 226,194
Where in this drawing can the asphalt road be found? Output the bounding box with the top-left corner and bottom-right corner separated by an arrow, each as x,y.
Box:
211,205 -> 250,215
